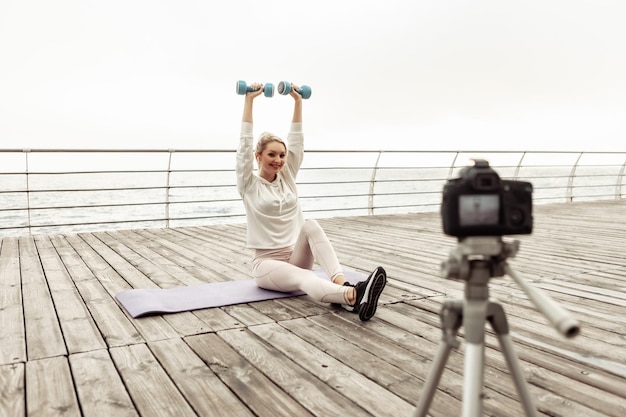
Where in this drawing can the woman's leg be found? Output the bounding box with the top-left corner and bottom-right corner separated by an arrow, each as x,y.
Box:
252,258 -> 351,305
289,219 -> 347,284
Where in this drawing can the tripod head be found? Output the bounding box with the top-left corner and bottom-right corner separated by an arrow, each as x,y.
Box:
441,236 -> 518,282
440,236 -> 580,339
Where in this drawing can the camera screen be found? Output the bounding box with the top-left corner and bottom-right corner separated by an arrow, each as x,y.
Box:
459,194 -> 499,226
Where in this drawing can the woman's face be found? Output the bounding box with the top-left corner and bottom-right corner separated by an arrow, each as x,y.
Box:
256,141 -> 286,181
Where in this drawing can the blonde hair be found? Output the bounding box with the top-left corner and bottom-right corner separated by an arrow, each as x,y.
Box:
255,132 -> 286,154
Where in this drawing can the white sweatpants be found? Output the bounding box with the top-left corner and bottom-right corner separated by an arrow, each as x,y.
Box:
252,220 -> 351,305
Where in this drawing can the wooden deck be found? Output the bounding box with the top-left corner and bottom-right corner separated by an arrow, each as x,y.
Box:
1,200 -> 625,417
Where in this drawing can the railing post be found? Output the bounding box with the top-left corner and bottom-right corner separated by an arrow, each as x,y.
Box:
566,152 -> 583,203
368,151 -> 383,215
513,152 -> 527,180
23,149 -> 33,235
166,150 -> 174,228
616,158 -> 626,200
447,152 -> 460,179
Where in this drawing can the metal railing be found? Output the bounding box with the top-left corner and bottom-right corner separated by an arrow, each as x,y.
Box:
1,149 -> 625,236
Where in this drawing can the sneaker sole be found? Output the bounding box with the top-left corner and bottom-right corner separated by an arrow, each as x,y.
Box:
358,267 -> 387,321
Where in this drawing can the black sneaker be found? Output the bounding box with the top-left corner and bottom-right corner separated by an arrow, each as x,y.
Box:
344,266 -> 387,321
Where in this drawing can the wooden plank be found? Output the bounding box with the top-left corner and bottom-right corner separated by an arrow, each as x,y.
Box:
19,237 -> 66,360
149,338 -> 256,417
71,233 -> 182,342
246,298 -> 312,322
514,335 -> 626,415
292,313 -> 530,417
51,234 -> 147,347
69,350 -> 138,417
95,230 -> 191,288
247,321 -> 418,417
122,229 -> 211,285
103,231 -> 207,288
406,291 -> 626,369
219,325 -> 416,417
34,235 -> 106,354
75,233 -> 157,290
0,237 -> 25,365
280,315 -> 459,414
185,332 -> 315,417
26,356 -> 81,417
103,231 -> 225,335
189,307 -> 247,332
110,343 -> 197,417
0,363 -> 25,416
220,303 -> 276,326
140,227 -> 252,279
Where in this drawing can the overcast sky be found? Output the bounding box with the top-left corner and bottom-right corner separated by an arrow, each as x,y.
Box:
1,0 -> 625,151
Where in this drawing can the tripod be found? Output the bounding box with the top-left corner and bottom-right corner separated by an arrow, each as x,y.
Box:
413,237 -> 580,417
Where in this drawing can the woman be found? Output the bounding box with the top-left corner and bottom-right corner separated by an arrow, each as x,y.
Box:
236,82 -> 387,321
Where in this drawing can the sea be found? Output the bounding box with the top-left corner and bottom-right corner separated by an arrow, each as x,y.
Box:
1,150 -> 624,237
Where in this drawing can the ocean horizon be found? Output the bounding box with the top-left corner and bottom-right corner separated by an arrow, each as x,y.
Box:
1,149 -> 624,237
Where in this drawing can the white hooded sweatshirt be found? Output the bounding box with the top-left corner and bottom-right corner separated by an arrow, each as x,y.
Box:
236,122 -> 305,249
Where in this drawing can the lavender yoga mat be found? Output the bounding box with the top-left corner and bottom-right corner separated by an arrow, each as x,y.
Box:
116,269 -> 366,318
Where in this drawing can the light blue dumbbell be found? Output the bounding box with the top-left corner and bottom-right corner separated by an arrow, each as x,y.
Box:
236,80 -> 274,97
277,81 -> 312,99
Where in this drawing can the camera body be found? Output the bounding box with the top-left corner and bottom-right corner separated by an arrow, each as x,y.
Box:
441,159 -> 533,237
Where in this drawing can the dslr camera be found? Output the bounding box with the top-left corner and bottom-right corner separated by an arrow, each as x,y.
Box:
441,159 -> 533,237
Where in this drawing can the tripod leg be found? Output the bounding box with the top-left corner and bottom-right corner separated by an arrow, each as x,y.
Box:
488,302 -> 539,417
413,342 -> 455,417
461,298 -> 488,417
414,301 -> 463,417
498,334 -> 540,417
